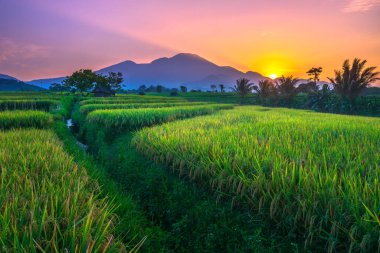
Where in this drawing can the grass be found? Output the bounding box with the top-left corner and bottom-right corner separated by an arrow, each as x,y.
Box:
0,110 -> 53,129
0,129 -> 126,252
0,99 -> 60,111
52,121 -> 167,252
80,126 -> 276,252
133,106 -> 380,252
79,102 -> 210,114
86,104 -> 233,132
80,97 -> 186,105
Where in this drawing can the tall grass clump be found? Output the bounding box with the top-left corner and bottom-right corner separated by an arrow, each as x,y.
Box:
0,110 -> 53,129
133,106 -> 380,252
80,97 -> 186,106
0,129 -> 126,252
0,99 -> 60,111
79,102 -> 210,114
86,104 -> 233,132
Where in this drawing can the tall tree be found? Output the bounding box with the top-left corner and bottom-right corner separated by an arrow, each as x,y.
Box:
106,72 -> 124,91
63,69 -> 97,94
210,84 -> 217,92
328,58 -> 380,102
138,85 -> 147,92
232,78 -> 255,104
275,76 -> 300,106
254,80 -> 277,102
180,85 -> 187,92
307,67 -> 323,84
219,84 -> 225,92
156,85 -> 163,93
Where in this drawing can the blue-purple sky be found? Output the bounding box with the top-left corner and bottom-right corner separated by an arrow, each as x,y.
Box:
1,0 -> 379,82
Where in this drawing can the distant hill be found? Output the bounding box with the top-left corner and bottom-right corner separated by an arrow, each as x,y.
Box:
27,53 -> 268,90
0,78 -> 45,91
0,74 -> 18,81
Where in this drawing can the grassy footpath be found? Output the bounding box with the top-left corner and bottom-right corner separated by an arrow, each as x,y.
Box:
52,121 -> 169,252
90,132 -> 279,252
73,99 -> 293,251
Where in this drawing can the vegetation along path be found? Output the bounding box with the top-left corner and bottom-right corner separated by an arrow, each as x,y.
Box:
68,96 -> 296,252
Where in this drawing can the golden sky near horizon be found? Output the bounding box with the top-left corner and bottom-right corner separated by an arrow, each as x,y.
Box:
0,0 -> 379,83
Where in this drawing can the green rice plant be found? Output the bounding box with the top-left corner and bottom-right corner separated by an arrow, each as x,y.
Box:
0,110 -> 53,129
79,102 -> 211,114
0,99 -> 60,111
86,104 -> 233,132
79,97 -> 186,105
0,129 -> 126,252
132,106 -> 380,252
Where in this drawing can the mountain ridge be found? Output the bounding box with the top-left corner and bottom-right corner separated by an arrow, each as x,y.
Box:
26,53 -> 268,90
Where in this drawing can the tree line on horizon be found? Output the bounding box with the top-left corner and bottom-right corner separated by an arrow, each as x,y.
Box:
232,58 -> 380,113
50,58 -> 379,113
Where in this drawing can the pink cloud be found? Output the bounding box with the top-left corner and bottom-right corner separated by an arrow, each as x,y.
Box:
343,0 -> 380,12
0,38 -> 48,64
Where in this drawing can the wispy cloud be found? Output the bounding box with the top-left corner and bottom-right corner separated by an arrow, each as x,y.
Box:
0,38 -> 48,64
343,0 -> 380,12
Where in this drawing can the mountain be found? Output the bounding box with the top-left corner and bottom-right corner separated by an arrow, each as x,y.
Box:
28,53 -> 268,90
0,74 -> 18,81
28,77 -> 66,89
0,78 -> 45,91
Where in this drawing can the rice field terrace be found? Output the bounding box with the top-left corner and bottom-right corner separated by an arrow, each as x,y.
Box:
133,106 -> 380,251
1,91 -> 379,252
79,102 -> 211,114
0,129 -> 127,252
85,104 -> 233,131
0,110 -> 53,129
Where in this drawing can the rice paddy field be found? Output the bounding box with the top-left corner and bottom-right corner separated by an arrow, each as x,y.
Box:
1,91 -> 379,252
133,107 -> 380,251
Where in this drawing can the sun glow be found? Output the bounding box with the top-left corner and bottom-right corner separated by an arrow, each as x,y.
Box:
269,74 -> 277,80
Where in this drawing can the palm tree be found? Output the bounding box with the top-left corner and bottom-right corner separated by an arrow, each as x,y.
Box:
219,84 -> 225,92
232,78 -> 255,104
275,76 -> 300,106
307,67 -> 323,84
254,80 -> 277,101
328,58 -> 380,102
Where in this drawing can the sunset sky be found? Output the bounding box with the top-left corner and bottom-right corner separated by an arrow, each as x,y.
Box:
1,0 -> 379,82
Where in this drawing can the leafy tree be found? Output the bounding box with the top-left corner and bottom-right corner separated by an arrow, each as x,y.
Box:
307,84 -> 333,112
170,88 -> 179,96
297,81 -> 319,94
232,78 -> 255,104
180,85 -> 187,92
94,74 -> 109,89
156,85 -> 163,93
49,82 -> 70,92
146,85 -> 156,92
210,84 -> 217,92
63,69 -> 97,94
219,84 -> 225,92
138,85 -> 147,92
328,58 -> 380,103
106,72 -> 123,91
307,67 -> 323,84
254,80 -> 277,104
275,76 -> 300,106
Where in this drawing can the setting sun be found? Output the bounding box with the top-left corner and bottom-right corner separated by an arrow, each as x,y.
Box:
269,74 -> 277,80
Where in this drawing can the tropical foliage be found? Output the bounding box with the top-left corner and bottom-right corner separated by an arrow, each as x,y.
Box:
328,58 -> 380,102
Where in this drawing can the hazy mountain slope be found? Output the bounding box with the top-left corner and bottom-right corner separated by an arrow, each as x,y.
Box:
0,78 -> 45,91
0,74 -> 18,81
27,53 -> 268,90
